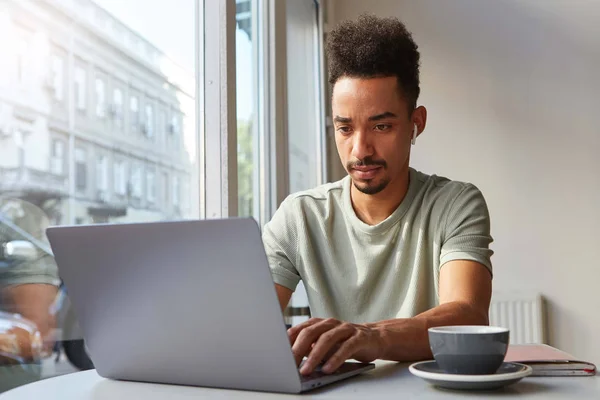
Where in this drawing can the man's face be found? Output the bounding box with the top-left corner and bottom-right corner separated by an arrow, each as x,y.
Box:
332,76 -> 414,195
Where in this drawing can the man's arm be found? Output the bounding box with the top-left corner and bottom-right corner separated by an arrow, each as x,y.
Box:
290,260 -> 491,374
369,260 -> 491,361
1,283 -> 59,354
276,284 -> 293,312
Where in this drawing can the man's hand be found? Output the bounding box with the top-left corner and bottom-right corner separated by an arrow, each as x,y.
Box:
1,283 -> 58,355
288,317 -> 382,375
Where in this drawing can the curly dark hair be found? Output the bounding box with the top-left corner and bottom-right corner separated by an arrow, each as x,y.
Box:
326,14 -> 421,112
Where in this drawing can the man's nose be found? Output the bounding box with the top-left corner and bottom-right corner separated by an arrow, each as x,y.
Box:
350,130 -> 374,161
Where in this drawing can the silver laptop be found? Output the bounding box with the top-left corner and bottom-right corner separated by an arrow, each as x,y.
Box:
46,218 -> 374,393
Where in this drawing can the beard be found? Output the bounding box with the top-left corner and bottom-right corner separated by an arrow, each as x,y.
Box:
346,157 -> 389,195
353,178 -> 390,195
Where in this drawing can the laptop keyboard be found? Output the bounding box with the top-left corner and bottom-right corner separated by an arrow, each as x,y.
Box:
299,362 -> 364,382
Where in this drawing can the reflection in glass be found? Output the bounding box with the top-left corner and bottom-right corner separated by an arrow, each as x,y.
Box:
0,0 -> 197,391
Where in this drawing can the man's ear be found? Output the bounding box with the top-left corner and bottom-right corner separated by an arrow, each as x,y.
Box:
412,106 -> 427,138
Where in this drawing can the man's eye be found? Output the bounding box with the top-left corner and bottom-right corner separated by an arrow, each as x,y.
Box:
374,124 -> 390,131
337,126 -> 351,134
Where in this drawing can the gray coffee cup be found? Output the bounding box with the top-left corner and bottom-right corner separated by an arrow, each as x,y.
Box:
428,326 -> 510,375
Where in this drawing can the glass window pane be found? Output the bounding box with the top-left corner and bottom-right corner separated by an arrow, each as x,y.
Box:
286,0 -> 320,194
0,0 -> 198,390
236,0 -> 259,220
285,0 -> 322,324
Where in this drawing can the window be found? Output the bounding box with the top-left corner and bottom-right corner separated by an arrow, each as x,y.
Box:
172,175 -> 180,208
96,155 -> 108,194
75,66 -> 87,111
130,94 -> 139,132
286,0 -> 323,194
182,180 -> 189,212
17,37 -> 28,83
146,170 -> 156,203
236,0 -> 259,220
158,107 -> 167,142
169,112 -> 180,138
131,163 -> 142,198
95,78 -> 106,118
113,88 -> 123,128
284,0 -> 326,323
0,0 -> 329,390
50,139 -> 65,175
162,171 -> 169,208
50,54 -> 64,101
113,160 -> 127,196
75,147 -> 87,191
144,103 -> 154,138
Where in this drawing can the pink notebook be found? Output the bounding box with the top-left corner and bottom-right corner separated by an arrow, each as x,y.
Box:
505,344 -> 597,376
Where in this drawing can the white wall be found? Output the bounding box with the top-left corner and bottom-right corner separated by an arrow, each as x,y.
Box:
331,0 -> 600,364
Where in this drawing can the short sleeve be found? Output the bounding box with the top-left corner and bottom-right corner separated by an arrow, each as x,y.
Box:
262,196 -> 301,291
0,197 -> 61,287
440,184 -> 494,276
0,254 -> 61,287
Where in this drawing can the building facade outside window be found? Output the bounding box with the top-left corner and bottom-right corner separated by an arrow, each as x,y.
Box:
74,65 -> 87,111
96,155 -> 108,200
17,37 -> 28,83
130,94 -> 139,132
50,139 -> 65,175
146,170 -> 156,204
75,147 -> 87,191
50,54 -> 64,101
95,78 -> 106,118
0,0 -> 325,391
144,103 -> 153,138
113,160 -> 127,196
131,163 -> 142,199
112,87 -> 123,129
172,175 -> 180,209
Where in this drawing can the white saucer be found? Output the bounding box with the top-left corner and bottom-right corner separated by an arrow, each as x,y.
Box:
409,360 -> 532,390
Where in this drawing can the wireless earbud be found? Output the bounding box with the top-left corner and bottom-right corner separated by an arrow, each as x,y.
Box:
411,124 -> 418,145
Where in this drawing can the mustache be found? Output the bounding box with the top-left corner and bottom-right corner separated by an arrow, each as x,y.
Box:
347,157 -> 387,170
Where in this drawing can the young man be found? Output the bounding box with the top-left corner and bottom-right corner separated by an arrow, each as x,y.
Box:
262,14 -> 493,375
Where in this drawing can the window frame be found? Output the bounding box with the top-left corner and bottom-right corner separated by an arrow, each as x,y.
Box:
197,0 -> 326,223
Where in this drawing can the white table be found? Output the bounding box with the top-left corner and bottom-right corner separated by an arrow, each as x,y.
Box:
1,361 -> 598,399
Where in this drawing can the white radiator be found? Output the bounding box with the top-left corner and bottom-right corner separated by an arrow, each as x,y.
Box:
489,293 -> 546,345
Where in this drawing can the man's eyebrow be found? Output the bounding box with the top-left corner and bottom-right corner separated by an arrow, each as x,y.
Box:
333,116 -> 352,123
368,112 -> 398,121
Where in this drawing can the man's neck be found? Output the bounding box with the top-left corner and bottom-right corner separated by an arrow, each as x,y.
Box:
350,169 -> 411,226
